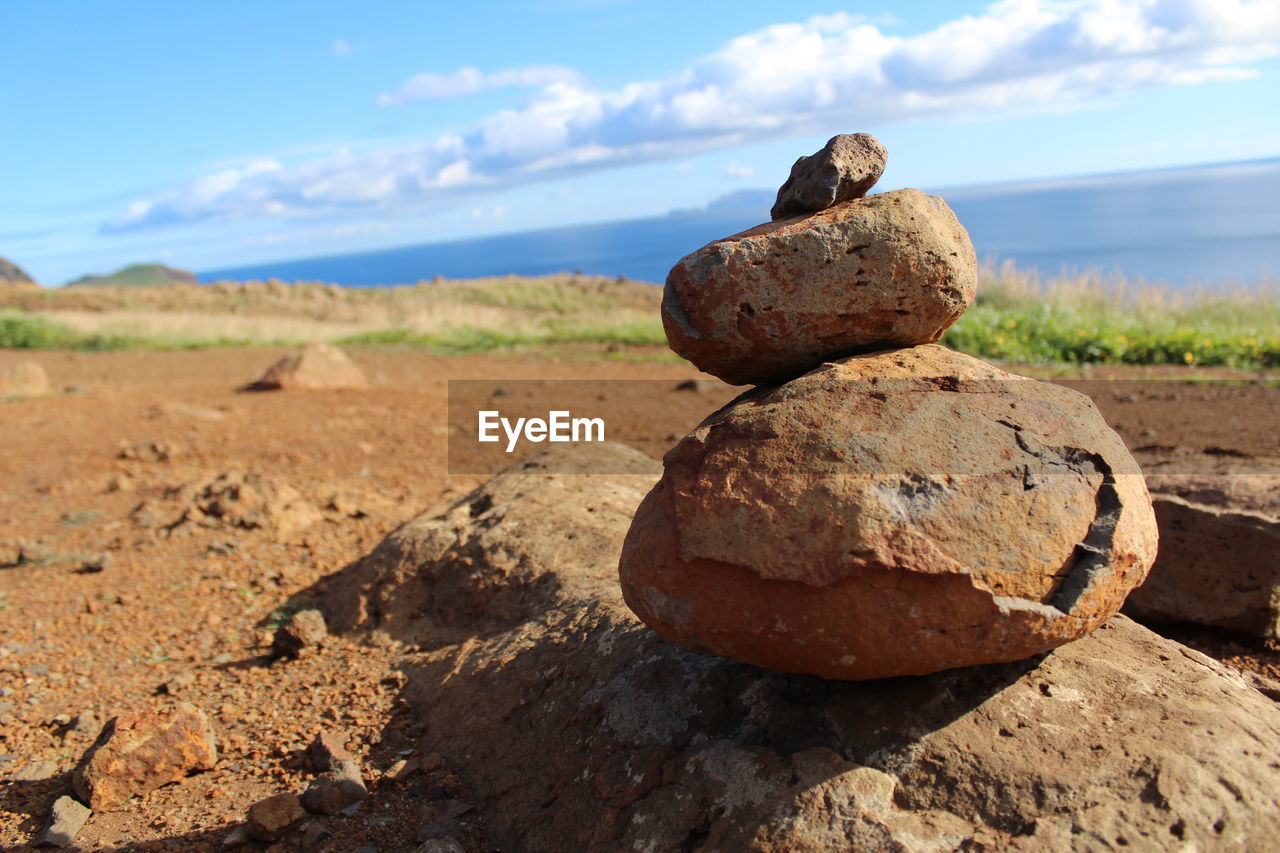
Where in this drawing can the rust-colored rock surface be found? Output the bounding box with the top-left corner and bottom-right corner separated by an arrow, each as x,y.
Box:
620,345 -> 1158,679
321,441 -> 661,647
663,188 -> 977,385
324,447 -> 1280,851
72,702 -> 218,811
301,760 -> 368,815
1126,494 -> 1280,637
770,132 -> 887,220
248,342 -> 367,391
272,608 -> 329,658
247,792 -> 306,841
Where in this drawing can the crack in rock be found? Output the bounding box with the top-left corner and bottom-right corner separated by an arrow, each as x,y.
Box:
662,286 -> 702,340
1000,420 -> 1121,614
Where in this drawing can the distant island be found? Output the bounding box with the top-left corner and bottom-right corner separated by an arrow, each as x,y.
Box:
0,256 -> 36,285
68,263 -> 196,287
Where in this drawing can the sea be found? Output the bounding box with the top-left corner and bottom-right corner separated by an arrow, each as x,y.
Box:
201,158 -> 1280,290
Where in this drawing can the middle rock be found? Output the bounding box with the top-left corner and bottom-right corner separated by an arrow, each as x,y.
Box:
663,188 -> 977,385
619,345 -> 1158,680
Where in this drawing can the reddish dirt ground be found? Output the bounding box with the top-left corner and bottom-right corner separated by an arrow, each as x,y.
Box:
1,348 -> 1278,851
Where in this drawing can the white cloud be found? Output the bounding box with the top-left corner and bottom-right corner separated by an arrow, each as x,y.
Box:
468,204 -> 508,222
724,163 -> 755,179
332,38 -> 353,58
106,0 -> 1280,233
376,65 -> 585,105
244,220 -> 393,249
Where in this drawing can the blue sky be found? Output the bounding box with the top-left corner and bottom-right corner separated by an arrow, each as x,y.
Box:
3,0 -> 1279,284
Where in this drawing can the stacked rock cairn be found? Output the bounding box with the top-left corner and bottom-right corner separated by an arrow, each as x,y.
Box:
620,134 -> 1159,680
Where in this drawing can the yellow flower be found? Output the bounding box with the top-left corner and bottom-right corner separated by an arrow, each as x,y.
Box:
1183,351 -> 1195,364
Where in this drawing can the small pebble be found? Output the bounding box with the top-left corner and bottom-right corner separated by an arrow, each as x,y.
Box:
247,793 -> 306,842
72,711 -> 100,737
35,795 -> 91,848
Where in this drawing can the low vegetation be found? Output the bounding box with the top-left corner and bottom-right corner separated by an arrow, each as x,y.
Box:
2,264 -> 1277,368
943,262 -> 1280,368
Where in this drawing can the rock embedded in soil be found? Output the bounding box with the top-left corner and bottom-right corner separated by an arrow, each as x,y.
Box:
322,441 -> 662,646
78,554 -> 109,573
272,609 -> 329,658
663,188 -> 977,385
413,840 -> 465,853
247,792 -> 307,841
247,342 -> 368,391
770,133 -> 887,220
620,345 -> 1158,680
221,824 -> 250,847
305,730 -> 356,771
72,701 -> 218,811
35,795 -> 91,848
147,469 -> 324,543
299,728 -> 368,815
322,447 -> 1280,851
1145,471 -> 1280,517
1125,494 -> 1280,637
299,820 -> 336,849
301,760 -> 369,815
71,711 -> 99,737
0,361 -> 50,398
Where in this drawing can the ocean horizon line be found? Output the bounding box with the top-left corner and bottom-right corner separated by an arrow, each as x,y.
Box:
197,155 -> 1280,290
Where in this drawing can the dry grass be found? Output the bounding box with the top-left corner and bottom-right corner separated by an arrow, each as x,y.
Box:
35,310 -> 365,345
0,273 -> 661,349
36,302 -> 574,346
3,264 -> 1277,367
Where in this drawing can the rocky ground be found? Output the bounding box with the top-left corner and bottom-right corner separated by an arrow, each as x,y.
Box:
1,347 -> 1279,851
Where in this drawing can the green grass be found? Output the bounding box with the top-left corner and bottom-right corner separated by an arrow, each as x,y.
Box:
5,265 -> 1279,368
337,317 -> 666,354
943,303 -> 1280,368
0,313 -> 281,351
0,313 -> 157,350
0,314 -> 82,348
941,264 -> 1280,368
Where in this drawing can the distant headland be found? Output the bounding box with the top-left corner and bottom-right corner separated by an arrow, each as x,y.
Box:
66,263 -> 196,288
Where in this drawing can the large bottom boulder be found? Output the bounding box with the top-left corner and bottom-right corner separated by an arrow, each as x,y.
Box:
318,444 -> 1280,852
